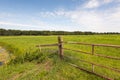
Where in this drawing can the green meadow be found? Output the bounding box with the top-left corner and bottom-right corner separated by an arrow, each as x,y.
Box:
0,35 -> 120,80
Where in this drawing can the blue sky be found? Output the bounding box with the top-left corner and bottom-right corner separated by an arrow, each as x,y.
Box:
0,0 -> 120,32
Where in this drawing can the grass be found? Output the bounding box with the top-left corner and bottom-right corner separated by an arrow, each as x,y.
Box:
0,35 -> 120,80
0,46 -> 9,64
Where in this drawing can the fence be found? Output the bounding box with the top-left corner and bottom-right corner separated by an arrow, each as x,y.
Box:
36,36 -> 120,80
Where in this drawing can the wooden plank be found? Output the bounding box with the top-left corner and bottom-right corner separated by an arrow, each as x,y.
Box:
65,56 -> 120,73
77,58 -> 120,73
69,63 -> 113,80
94,44 -> 120,48
63,48 -> 120,60
63,41 -> 92,46
63,48 -> 91,54
36,43 -> 59,47
63,41 -> 120,48
95,54 -> 120,60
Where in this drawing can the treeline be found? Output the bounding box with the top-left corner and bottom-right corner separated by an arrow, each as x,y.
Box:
0,28 -> 119,36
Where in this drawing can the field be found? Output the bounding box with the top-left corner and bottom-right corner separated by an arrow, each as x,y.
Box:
0,35 -> 120,80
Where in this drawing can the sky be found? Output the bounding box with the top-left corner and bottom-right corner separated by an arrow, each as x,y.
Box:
0,0 -> 120,32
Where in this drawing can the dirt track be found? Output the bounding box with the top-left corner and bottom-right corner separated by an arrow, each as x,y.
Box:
0,46 -> 9,65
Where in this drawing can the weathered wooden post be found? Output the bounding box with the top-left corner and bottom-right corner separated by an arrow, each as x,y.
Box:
92,45 -> 94,55
58,36 -> 63,59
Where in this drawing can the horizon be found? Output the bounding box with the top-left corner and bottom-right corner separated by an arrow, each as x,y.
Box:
1,28 -> 120,33
0,0 -> 120,32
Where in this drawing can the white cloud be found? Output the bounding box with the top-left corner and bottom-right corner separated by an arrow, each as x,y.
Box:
0,0 -> 120,32
32,19 -> 78,31
37,8 -> 66,18
0,20 -> 68,31
0,22 -> 32,27
38,12 -> 56,17
84,0 -> 114,9
70,11 -> 104,31
103,0 -> 113,3
0,21 -> 50,30
84,0 -> 100,8
36,3 -> 120,32
66,6 -> 120,32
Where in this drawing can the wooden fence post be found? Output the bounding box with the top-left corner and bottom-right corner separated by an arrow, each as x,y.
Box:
92,45 -> 94,55
58,36 -> 63,59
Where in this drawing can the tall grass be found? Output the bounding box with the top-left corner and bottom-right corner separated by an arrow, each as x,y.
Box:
0,35 -> 120,80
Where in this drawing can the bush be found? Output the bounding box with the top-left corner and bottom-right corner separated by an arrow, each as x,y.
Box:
9,49 -> 56,64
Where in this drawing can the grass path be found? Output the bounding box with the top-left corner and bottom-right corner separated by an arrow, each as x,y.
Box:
10,60 -> 53,80
0,46 -> 9,65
